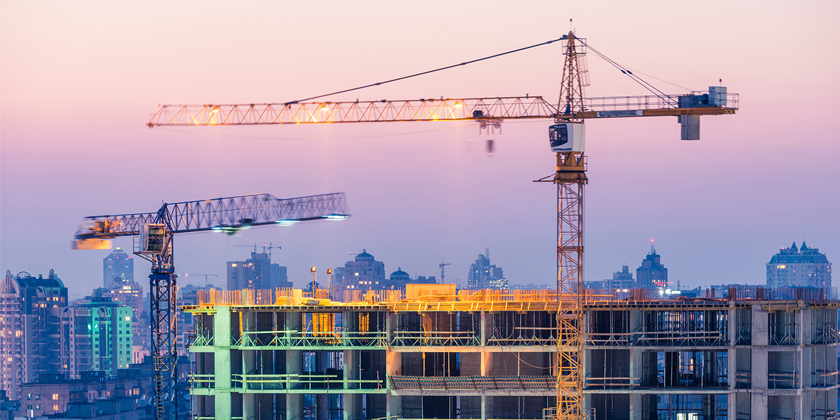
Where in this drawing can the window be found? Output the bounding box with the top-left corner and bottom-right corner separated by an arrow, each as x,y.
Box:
52,394 -> 58,400
53,405 -> 59,411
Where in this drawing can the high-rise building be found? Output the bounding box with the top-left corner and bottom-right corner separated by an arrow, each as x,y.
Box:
92,282 -> 147,363
59,298 -> 133,378
339,250 -> 386,293
0,270 -> 67,400
227,250 -> 291,290
636,244 -> 668,290
767,241 -> 832,291
603,265 -> 636,290
103,248 -> 134,289
467,249 -> 507,290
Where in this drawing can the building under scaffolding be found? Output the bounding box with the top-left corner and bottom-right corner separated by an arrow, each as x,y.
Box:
183,285 -> 839,420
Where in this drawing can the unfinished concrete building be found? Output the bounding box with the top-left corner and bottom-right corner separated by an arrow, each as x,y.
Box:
184,286 -> 839,420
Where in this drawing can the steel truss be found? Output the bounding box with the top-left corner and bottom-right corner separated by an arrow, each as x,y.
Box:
73,192 -> 350,420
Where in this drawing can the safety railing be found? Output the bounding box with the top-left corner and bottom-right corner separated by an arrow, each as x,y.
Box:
487,327 -> 556,346
231,374 -> 384,391
585,332 -> 632,346
635,330 -> 727,347
390,331 -> 480,347
768,371 -> 798,389
189,374 -> 215,389
813,370 -> 839,388
389,375 -> 555,391
233,330 -> 386,348
584,376 -> 639,389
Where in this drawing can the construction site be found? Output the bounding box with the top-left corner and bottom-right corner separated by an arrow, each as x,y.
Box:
71,30 -> 815,420
182,285 -> 839,420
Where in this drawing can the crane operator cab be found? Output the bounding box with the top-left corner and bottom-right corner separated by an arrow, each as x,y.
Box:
549,122 -> 586,153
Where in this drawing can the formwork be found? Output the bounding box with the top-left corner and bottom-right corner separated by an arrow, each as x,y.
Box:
183,286 -> 840,420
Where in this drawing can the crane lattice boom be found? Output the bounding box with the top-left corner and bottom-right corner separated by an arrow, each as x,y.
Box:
147,93 -> 737,127
74,192 -> 348,240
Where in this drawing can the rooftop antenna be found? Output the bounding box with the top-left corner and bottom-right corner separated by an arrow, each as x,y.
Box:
650,238 -> 656,254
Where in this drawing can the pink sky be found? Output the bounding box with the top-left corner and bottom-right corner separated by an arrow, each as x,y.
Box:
2,1 -> 839,294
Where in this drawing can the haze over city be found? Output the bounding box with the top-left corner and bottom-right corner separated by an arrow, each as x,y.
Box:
2,1 -> 838,294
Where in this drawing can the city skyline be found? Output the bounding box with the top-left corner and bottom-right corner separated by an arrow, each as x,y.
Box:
2,2 -> 838,295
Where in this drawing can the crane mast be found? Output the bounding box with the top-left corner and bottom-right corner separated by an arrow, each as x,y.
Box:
548,31 -> 587,420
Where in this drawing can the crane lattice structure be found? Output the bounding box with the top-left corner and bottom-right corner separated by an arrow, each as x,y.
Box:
147,33 -> 737,420
73,192 -> 349,420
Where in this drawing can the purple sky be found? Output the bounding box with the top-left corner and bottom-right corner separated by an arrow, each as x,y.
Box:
2,2 -> 839,295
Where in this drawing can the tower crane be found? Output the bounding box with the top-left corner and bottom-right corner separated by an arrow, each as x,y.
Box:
72,192 -> 349,420
439,260 -> 451,284
234,242 -> 281,259
148,33 -> 737,420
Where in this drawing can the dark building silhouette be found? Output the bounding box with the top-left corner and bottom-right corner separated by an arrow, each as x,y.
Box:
467,249 -> 507,290
103,248 -> 134,289
636,244 -> 668,290
603,265 -> 636,290
227,250 -> 291,290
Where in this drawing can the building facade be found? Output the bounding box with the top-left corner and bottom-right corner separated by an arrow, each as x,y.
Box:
59,298 -> 133,379
636,245 -> 668,290
103,248 -> 134,289
227,251 -> 291,290
0,270 -> 67,400
184,286 -> 840,420
767,241 -> 832,292
338,250 -> 386,293
18,371 -> 152,418
603,265 -> 635,290
467,249 -> 507,290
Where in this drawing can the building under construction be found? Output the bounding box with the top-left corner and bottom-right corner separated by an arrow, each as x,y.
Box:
184,285 -> 838,420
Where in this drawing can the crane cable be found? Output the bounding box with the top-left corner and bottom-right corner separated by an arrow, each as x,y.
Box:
575,38 -> 678,108
282,37 -> 566,105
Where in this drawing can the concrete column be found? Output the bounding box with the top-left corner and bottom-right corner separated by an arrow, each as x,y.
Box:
480,311 -> 489,346
386,349 -> 402,419
751,347 -> 768,389
343,350 -> 361,420
750,393 -> 768,420
629,393 -> 642,420
285,312 -> 302,420
480,395 -> 488,420
751,304 -> 768,346
798,392 -> 809,420
728,348 -> 737,389
727,391 -> 737,420
628,348 -> 643,420
727,304 -> 736,345
800,307 -> 812,345
213,306 -> 232,420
